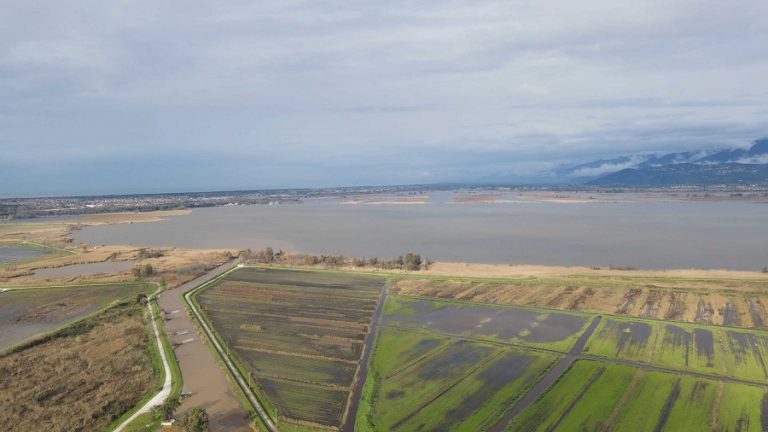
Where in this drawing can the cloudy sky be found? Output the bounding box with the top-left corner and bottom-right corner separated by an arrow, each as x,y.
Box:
2,0 -> 767,196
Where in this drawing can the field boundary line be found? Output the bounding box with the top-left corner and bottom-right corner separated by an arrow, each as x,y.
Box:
545,365 -> 606,432
184,265 -> 279,432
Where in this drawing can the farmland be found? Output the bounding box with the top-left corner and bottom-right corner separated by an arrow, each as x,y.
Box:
0,282 -> 154,351
190,268 -> 768,431
383,296 -> 590,352
194,267 -> 386,430
391,275 -> 768,327
0,297 -> 159,432
505,360 -> 767,432
584,316 -> 768,382
358,325 -> 558,432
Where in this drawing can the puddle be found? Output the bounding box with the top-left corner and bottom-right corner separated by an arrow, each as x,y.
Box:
32,261 -> 136,278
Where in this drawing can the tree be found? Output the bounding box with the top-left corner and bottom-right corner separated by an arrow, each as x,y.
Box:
179,407 -> 208,432
152,398 -> 179,421
264,246 -> 274,263
132,263 -> 154,278
404,253 -> 422,271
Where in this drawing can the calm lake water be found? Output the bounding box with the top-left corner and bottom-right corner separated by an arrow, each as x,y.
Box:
74,202 -> 768,270
0,247 -> 46,265
32,261 -> 136,278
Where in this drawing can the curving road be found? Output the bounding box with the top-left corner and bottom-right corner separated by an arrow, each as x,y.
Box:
114,288 -> 172,432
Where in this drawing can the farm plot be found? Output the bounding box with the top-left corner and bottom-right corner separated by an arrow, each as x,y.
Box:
195,268 -> 385,430
506,360 -> 767,432
359,326 -> 558,432
0,282 -> 153,351
383,295 -> 589,351
585,317 -> 768,382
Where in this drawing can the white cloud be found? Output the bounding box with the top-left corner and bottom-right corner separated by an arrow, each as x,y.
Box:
0,0 -> 767,194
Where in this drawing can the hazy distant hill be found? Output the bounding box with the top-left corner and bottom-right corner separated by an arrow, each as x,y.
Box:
560,137 -> 768,187
587,163 -> 768,187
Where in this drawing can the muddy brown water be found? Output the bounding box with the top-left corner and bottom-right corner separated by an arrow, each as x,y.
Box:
384,300 -> 587,343
158,263 -> 252,432
74,201 -> 768,270
32,261 -> 135,278
0,247 -> 46,265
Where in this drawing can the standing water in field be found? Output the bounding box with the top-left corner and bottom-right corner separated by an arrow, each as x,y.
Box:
0,247 -> 46,265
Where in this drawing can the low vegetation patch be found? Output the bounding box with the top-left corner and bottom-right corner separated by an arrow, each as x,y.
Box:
0,300 -> 158,432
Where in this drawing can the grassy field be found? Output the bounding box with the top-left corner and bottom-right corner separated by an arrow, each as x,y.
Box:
383,295 -> 590,352
584,316 -> 768,383
0,298 -> 159,432
359,302 -> 560,432
194,267 -> 386,430
506,360 -> 767,432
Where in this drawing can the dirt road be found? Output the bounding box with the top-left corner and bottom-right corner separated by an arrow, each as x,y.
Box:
159,262 -> 251,431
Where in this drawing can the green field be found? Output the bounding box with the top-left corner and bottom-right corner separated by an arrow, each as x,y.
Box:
195,267 -> 385,430
585,316 -> 768,382
507,360 -> 767,432
360,326 -> 558,431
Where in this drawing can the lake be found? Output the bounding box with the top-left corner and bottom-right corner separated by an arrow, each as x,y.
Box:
73,201 -> 768,270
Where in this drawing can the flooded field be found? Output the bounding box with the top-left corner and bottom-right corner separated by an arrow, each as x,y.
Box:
384,296 -> 588,350
74,201 -> 768,270
194,267 -> 385,430
32,261 -> 136,278
361,326 -> 557,431
0,247 -> 46,265
0,283 -> 152,351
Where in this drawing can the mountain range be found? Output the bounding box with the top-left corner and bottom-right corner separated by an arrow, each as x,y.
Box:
557,138 -> 768,187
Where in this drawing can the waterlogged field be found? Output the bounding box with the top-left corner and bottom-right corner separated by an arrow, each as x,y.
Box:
196,267 -> 385,430
0,282 -> 153,351
382,296 -> 589,351
360,326 -> 558,432
506,360 -> 767,432
585,316 -> 768,382
391,277 -> 768,328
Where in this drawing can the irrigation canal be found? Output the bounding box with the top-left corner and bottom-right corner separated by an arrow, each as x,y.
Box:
342,282 -> 389,432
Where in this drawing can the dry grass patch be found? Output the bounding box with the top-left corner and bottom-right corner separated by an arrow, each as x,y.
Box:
0,302 -> 158,432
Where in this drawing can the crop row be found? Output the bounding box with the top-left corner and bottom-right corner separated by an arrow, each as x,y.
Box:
507,360 -> 766,432
360,326 -> 558,431
585,316 -> 768,382
198,268 -> 386,429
